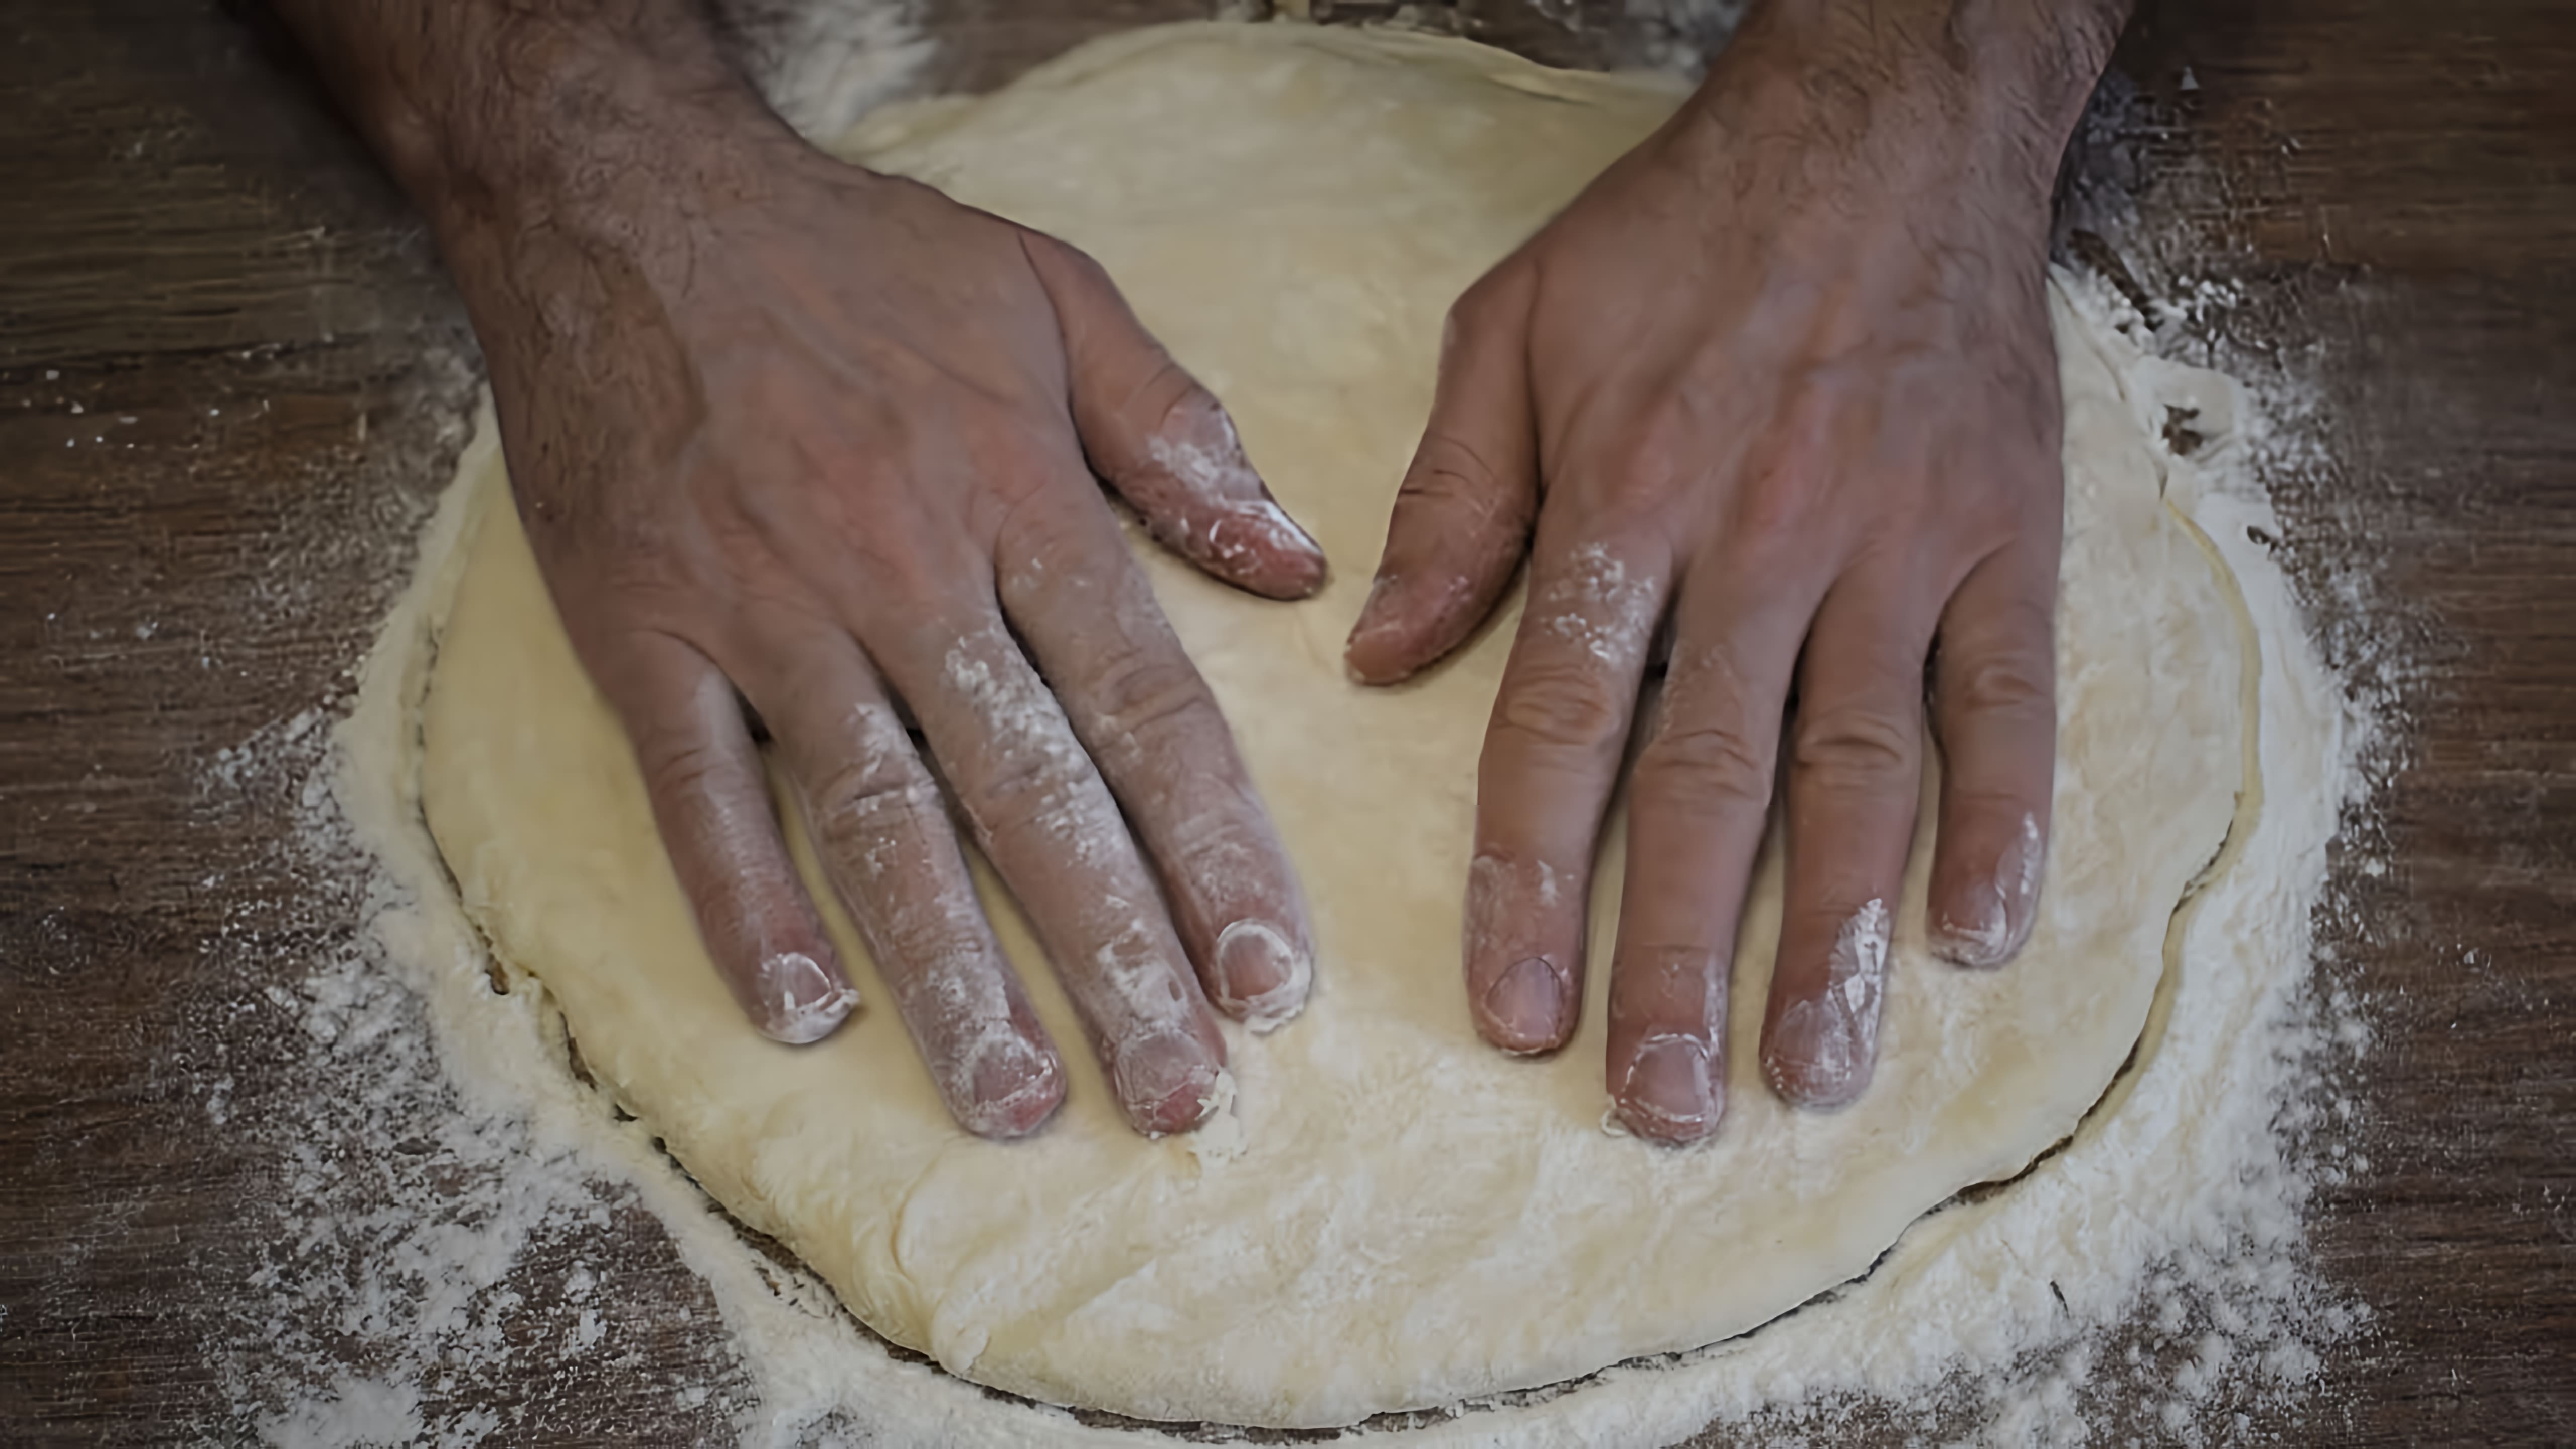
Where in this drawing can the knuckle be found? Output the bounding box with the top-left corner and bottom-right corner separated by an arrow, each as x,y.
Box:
1566,401 -> 1718,535
971,747 -> 1099,851
958,714 -> 1109,852
1726,393 -> 1837,544
1728,465 -> 1821,554
632,728 -> 733,803
1496,660 -> 1631,758
1081,645 -> 1220,771
1623,403 -> 1698,491
1397,434 -> 1524,538
1127,355 -> 1202,437
807,752 -> 941,857
1941,638 -> 2054,720
1793,704 -> 1919,796
993,482 -> 1087,570
590,541 -> 705,626
1564,414 -> 1687,528
1640,714 -> 1775,812
973,418 -> 1074,499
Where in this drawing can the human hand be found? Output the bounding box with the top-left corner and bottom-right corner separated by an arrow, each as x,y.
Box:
1347,4 -> 2119,1141
446,104 -> 1324,1140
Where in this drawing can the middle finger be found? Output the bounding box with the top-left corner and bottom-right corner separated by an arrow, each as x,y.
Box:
1603,564 -> 1818,1141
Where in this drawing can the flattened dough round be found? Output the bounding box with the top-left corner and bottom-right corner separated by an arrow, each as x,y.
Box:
419,22 -> 2244,1429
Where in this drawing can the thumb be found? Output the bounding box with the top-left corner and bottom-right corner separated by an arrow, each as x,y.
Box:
1022,230 -> 1327,601
1343,262 -> 1540,685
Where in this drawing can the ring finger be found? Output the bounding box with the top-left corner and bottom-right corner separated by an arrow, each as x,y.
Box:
1602,565 -> 1818,1141
1759,564 -> 1941,1110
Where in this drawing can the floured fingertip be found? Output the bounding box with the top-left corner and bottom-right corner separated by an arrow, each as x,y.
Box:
1113,1027 -> 1226,1137
753,950 -> 861,1045
1931,813 -> 2045,969
1344,570 -> 1480,686
1764,899 -> 1890,1110
1612,1033 -> 1723,1144
1212,918 -> 1314,1032
952,1031 -> 1066,1139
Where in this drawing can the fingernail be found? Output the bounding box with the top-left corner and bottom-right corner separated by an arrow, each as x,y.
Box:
1113,1028 -> 1222,1136
1929,889 -> 2013,970
1616,1034 -> 1720,1143
754,950 -> 859,1046
1478,955 -> 1566,1054
1765,996 -> 1860,1108
1933,814 -> 2043,969
956,1031 -> 1064,1139
1213,919 -> 1312,1032
1765,900 -> 1889,1109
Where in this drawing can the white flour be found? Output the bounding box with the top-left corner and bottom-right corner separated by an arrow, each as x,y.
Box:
201,10 -> 2386,1447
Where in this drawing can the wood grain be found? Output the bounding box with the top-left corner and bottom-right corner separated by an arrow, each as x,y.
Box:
2,0 -> 2569,1442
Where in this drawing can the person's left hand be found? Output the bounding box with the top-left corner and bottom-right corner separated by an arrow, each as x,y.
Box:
1345,12 -> 2091,1142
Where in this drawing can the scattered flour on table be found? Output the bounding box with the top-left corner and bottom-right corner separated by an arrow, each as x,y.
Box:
192,12 -> 2396,1447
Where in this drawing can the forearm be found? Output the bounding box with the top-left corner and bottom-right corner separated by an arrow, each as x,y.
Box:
269,0 -> 789,260
1699,0 -> 2133,198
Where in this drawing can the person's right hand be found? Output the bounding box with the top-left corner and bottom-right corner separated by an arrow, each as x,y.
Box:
446,108 -> 1325,1140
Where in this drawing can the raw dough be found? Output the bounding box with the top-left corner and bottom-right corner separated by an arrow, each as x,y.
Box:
418,23 -> 2244,1430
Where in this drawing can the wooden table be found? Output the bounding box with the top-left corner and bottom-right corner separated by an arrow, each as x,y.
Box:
4,1 -> 2569,1442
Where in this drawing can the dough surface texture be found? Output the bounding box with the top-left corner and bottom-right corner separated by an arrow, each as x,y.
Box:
419,23 -> 2245,1429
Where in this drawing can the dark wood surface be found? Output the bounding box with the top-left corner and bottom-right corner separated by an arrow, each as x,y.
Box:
4,1 -> 2570,1443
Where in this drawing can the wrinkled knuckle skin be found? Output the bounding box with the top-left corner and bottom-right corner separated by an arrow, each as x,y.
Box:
969,765 -> 1093,857
1084,648 -> 1221,766
1496,661 -> 1630,759
633,729 -> 735,807
1639,716 -> 1774,814
808,754 -> 943,858
1130,357 -> 1205,439
1401,435 -> 1505,509
626,731 -> 782,943
1941,643 -> 2054,722
993,488 -> 1086,581
1394,441 -> 1531,563
1792,706 -> 1918,798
